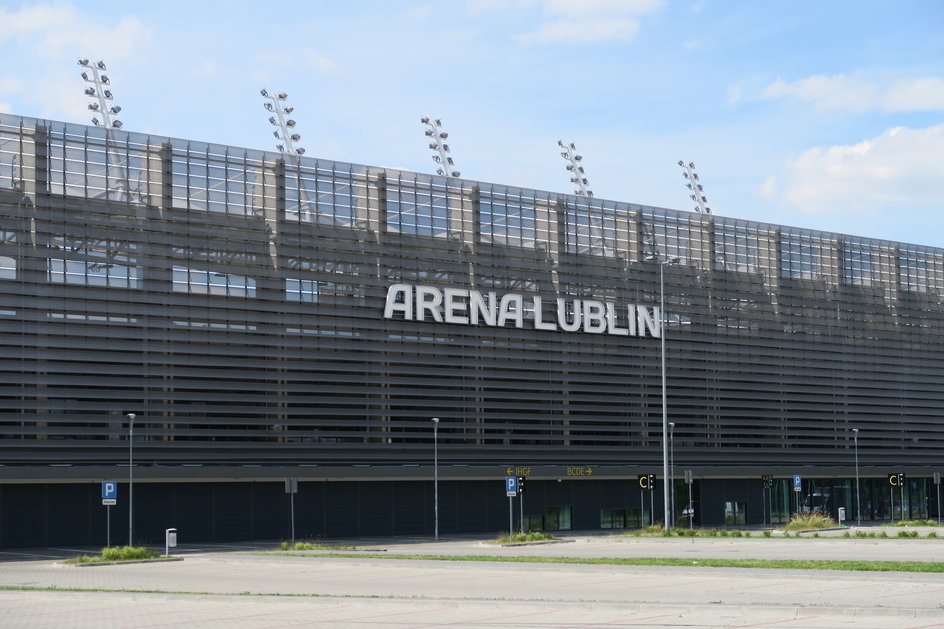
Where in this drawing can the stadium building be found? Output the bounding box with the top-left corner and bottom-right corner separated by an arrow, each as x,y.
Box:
0,111 -> 942,548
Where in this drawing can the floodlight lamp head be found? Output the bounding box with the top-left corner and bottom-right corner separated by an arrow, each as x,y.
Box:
112,120 -> 123,129
434,119 -> 442,125
91,117 -> 100,126
451,170 -> 460,177
574,155 -> 582,161
96,60 -> 106,70
78,58 -> 90,66
109,106 -> 121,114
273,130 -> 280,138
439,132 -> 447,139
688,162 -> 695,168
678,160 -> 684,167
264,102 -> 273,111
260,89 -> 269,96
277,92 -> 287,100
283,106 -> 293,114
81,71 -> 89,81
558,140 -> 564,147
424,129 -> 433,137
568,143 -> 576,149
103,90 -> 113,99
442,143 -> 449,151
268,116 -> 276,125
290,133 -> 300,141
84,87 -> 95,96
432,155 -> 442,163
88,103 -> 100,111
276,143 -> 285,152
100,75 -> 110,84
560,152 -> 568,158
682,172 -> 689,179
436,168 -> 444,175
566,164 -> 574,171
295,148 -> 305,155
429,142 -> 437,149
285,119 -> 296,127
420,116 -> 430,124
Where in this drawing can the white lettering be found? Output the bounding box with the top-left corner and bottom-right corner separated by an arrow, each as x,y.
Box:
470,290 -> 497,326
443,288 -> 469,325
384,284 -> 413,319
416,286 -> 443,322
382,284 -> 663,340
638,305 -> 660,338
557,298 -> 582,332
498,293 -> 523,328
582,300 -> 606,333
606,303 -> 629,336
533,296 -> 556,331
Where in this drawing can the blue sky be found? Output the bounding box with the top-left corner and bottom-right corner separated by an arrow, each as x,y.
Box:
1,0 -> 942,246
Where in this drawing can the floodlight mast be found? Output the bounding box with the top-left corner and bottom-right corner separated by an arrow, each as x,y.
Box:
678,160 -> 710,214
558,140 -> 593,198
261,89 -> 305,156
78,58 -> 123,129
420,117 -> 460,178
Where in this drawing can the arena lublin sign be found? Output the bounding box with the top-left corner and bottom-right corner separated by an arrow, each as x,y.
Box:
383,284 -> 661,338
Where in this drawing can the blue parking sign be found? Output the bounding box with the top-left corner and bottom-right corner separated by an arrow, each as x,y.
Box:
793,474 -> 802,491
102,481 -> 117,499
505,476 -> 517,496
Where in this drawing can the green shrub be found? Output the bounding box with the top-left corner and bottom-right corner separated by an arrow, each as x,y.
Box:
897,530 -> 919,538
100,546 -> 160,561
496,531 -> 559,544
927,531 -> 938,538
762,530 -> 772,538
782,512 -> 837,531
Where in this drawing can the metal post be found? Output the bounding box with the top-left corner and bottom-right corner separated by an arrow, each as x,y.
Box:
687,481 -> 693,529
432,417 -> 439,541
519,487 -> 524,535
852,428 -> 861,526
127,412 -> 135,547
900,478 -> 905,522
508,496 -> 513,537
669,422 -> 675,528
290,491 -> 295,546
106,505 -> 111,548
660,261 -> 670,534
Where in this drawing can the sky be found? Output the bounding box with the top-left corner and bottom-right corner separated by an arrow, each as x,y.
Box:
1,0 -> 942,247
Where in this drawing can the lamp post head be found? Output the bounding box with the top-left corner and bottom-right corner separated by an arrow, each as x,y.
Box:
432,417 -> 439,423
127,413 -> 136,422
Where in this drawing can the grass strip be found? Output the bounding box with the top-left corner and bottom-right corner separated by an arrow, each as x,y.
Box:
262,551 -> 944,573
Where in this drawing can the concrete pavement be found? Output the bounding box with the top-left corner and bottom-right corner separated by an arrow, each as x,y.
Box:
0,533 -> 942,628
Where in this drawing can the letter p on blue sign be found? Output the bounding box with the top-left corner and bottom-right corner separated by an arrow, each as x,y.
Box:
102,481 -> 117,499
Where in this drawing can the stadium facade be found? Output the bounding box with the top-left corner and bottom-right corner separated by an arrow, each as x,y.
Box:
0,111 -> 942,548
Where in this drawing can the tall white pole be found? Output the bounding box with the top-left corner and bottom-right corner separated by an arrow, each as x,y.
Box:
433,417 -> 439,541
127,412 -> 135,547
669,422 -> 675,528
660,262 -> 670,534
853,428 -> 861,526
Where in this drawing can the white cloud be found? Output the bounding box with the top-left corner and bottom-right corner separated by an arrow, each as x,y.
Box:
541,0 -> 664,16
516,0 -> 663,44
760,73 -> 944,113
759,124 -> 944,217
302,50 -> 341,74
0,3 -> 150,60
517,17 -> 640,44
883,77 -> 944,112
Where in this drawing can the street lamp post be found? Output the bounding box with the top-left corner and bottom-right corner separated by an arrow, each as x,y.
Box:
127,412 -> 136,547
669,422 -> 676,528
852,428 -> 861,526
659,261 -> 670,534
432,417 -> 440,541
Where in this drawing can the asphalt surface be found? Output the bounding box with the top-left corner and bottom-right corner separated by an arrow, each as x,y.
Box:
1,530 -> 943,628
